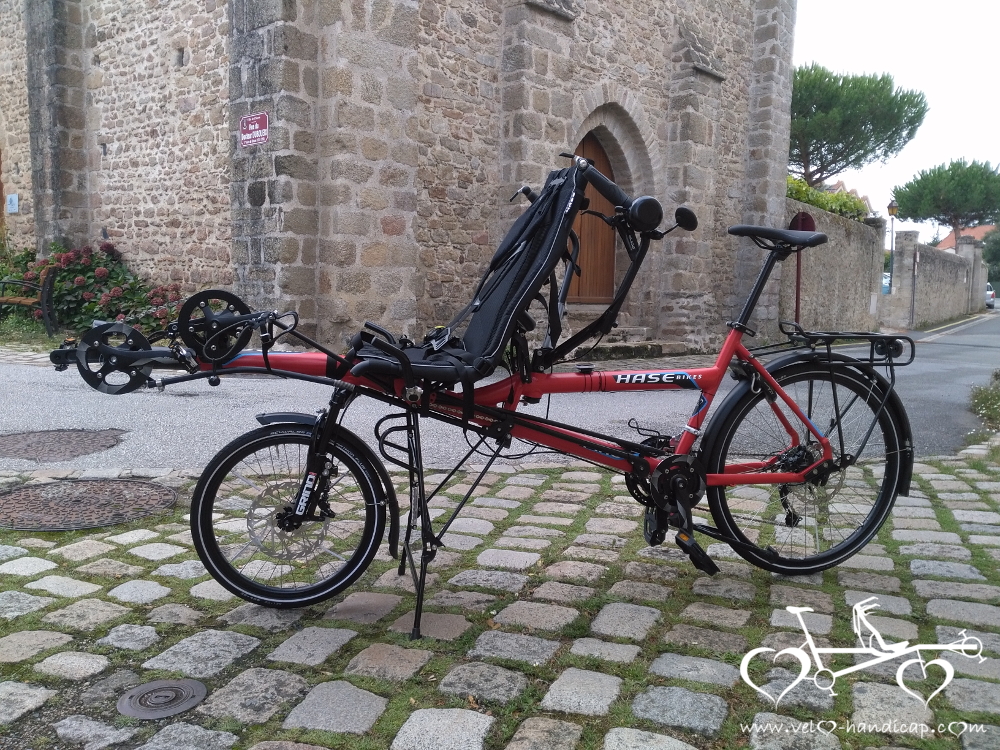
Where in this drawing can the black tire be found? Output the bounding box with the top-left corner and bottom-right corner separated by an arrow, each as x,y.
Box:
703,364 -> 903,574
190,424 -> 386,607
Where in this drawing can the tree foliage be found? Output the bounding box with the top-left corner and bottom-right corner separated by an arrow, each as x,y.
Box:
789,63 -> 927,187
893,160 -> 1000,243
984,229 -> 1000,282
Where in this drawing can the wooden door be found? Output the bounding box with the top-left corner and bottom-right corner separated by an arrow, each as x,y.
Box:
568,133 -> 616,303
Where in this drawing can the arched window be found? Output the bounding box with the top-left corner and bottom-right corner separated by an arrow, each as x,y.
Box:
568,133 -> 616,304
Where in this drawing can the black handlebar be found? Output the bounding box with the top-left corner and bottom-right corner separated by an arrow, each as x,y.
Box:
567,154 -> 665,233
572,155 -> 633,209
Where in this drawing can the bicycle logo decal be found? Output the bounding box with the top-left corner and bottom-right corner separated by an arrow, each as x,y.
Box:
740,597 -> 987,707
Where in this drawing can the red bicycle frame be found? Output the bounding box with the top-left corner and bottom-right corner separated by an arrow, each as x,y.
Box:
214,323 -> 833,489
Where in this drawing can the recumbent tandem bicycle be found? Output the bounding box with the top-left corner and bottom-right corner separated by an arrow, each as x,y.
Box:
51,154 -> 914,639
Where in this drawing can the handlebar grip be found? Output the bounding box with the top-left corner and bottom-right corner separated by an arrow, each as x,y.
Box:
575,156 -> 632,208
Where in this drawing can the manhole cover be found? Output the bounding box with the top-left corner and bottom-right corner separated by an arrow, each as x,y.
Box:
117,679 -> 207,719
0,428 -> 127,461
0,479 -> 177,531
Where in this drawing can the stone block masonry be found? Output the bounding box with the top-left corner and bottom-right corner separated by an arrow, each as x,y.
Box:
880,231 -> 986,330
3,0 -> 799,352
0,0 -> 35,248
781,198 -> 884,332
231,0 -> 422,342
18,0 -> 231,290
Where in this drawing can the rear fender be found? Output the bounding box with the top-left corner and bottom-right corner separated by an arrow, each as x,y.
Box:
255,412 -> 400,558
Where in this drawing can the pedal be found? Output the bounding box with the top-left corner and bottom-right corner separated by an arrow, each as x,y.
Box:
675,530 -> 719,575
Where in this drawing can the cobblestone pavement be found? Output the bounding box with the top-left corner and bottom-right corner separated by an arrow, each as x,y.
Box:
3,441 -> 1000,750
2,344 -> 1000,749
0,346 -> 54,368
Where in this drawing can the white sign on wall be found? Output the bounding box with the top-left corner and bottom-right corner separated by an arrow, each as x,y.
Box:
5,194 -> 18,214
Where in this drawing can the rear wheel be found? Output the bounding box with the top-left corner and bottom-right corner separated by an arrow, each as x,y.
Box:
704,364 -> 903,574
190,424 -> 385,607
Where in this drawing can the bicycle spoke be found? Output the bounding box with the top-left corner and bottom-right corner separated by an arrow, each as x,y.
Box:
193,426 -> 383,601
707,365 -> 902,572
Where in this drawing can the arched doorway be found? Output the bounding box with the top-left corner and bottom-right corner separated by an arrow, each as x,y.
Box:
568,133 -> 616,304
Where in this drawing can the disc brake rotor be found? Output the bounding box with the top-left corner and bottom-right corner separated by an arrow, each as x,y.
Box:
244,482 -> 329,561
177,289 -> 252,363
76,322 -> 153,395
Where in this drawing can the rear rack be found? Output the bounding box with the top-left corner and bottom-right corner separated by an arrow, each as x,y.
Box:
748,321 -> 915,367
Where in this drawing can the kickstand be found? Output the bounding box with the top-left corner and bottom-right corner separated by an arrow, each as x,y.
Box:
408,544 -> 436,640
397,407 -> 437,640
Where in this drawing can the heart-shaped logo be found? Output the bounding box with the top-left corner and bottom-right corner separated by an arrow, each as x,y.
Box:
816,720 -> 837,735
740,646 -> 812,706
895,657 -> 953,706
947,721 -> 969,737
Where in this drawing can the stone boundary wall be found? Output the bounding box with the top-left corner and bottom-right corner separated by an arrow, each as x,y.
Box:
0,0 -> 34,248
778,198 -> 883,333
880,231 -> 984,330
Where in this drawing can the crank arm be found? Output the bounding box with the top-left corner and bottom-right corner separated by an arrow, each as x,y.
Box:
692,522 -> 779,559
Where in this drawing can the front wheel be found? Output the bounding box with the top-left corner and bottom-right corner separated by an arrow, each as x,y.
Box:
703,364 -> 904,574
190,424 -> 386,607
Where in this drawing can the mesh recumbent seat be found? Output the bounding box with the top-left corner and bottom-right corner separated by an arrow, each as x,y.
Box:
351,166 -> 586,386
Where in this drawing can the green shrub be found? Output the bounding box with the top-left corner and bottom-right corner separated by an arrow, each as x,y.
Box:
971,369 -> 1000,431
2,242 -> 181,335
786,176 -> 870,221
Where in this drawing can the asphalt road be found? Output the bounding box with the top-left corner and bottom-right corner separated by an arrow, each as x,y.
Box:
0,362 -> 704,472
0,312 -> 996,472
893,309 -> 1000,455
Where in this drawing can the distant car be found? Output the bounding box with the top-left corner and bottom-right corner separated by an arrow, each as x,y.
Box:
987,283 -> 996,309
882,273 -> 891,294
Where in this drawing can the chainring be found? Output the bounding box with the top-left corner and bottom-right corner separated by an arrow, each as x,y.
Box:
75,322 -> 153,395
649,454 -> 706,513
624,434 -> 675,507
177,289 -> 253,363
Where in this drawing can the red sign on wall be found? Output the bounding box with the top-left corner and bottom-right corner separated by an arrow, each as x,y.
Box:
239,112 -> 269,148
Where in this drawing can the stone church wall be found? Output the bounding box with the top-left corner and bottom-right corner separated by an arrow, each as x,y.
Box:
3,0 -> 798,352
83,0 -> 232,286
0,0 -> 36,247
8,0 -> 231,289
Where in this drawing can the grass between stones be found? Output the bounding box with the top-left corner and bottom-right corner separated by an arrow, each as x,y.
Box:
0,458 -> 999,748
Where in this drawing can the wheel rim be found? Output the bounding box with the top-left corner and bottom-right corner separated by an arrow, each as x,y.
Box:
710,368 -> 900,568
199,434 -> 378,595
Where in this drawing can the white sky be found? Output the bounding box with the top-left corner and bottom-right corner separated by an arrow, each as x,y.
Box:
792,1 -> 1000,244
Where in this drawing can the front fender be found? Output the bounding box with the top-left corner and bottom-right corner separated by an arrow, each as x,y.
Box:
255,412 -> 400,558
701,353 -> 913,496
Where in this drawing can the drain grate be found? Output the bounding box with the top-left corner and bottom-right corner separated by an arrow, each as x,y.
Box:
0,428 -> 127,461
0,479 -> 177,531
117,679 -> 207,719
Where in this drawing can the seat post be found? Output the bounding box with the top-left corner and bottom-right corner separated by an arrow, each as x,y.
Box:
731,250 -> 782,331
